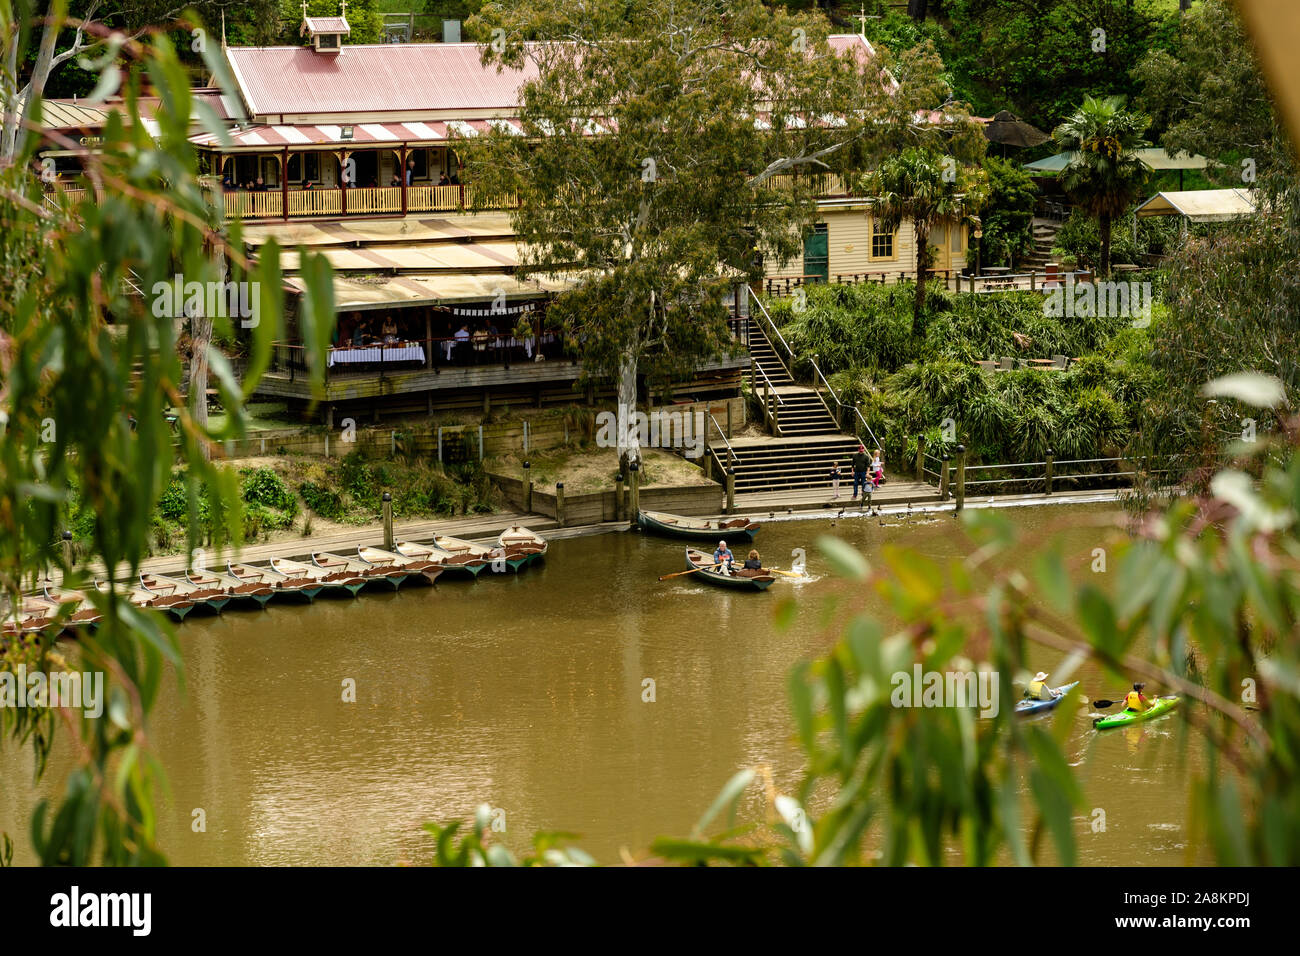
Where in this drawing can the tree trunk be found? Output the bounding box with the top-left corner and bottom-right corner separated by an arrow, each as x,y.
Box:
188,247 -> 223,458
1099,210 -> 1112,278
2,6 -> 61,163
913,220 -> 931,329
617,350 -> 640,474
907,0 -> 929,22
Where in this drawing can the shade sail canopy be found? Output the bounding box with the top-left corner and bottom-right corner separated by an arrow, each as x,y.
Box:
1134,189 -> 1257,222
1025,148 -> 1211,174
285,270 -> 580,310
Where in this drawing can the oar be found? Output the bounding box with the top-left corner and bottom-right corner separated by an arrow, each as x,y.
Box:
763,568 -> 804,578
659,561 -> 725,581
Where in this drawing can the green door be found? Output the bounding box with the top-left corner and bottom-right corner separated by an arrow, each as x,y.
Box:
803,224 -> 829,284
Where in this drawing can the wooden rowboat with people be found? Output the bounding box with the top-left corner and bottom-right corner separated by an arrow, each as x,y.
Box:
638,510 -> 761,543
395,540 -> 490,580
270,557 -> 365,597
683,548 -> 776,591
357,545 -> 445,585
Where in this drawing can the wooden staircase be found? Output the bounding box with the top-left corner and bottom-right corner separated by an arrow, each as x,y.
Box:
726,320 -> 863,495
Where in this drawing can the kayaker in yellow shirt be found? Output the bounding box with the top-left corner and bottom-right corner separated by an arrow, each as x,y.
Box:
1024,671 -> 1059,702
1123,682 -> 1151,712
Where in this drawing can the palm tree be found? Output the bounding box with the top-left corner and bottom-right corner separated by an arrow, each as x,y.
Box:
863,148 -> 975,327
1053,95 -> 1150,277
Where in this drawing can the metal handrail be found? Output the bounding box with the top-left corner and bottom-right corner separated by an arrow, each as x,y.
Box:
706,411 -> 737,468
749,295 -> 797,380
752,361 -> 786,406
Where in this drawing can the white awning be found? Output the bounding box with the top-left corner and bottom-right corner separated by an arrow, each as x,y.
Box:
1135,189 -> 1257,222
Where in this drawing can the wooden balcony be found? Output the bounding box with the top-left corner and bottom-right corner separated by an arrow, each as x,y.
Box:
211,183 -> 518,220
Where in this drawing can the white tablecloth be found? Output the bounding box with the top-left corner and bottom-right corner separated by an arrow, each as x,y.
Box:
328,344 -> 426,367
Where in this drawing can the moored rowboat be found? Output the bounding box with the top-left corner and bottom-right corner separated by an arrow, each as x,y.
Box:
683,549 -> 775,591
141,572 -> 229,614
358,545 -> 445,585
270,557 -> 365,597
639,510 -> 761,543
496,525 -> 547,571
313,551 -> 411,590
230,561 -> 324,603
396,540 -> 489,580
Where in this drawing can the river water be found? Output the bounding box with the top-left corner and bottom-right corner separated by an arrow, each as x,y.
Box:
0,502 -> 1212,865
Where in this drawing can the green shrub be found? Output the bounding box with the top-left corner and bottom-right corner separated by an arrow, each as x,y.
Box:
300,480 -> 344,520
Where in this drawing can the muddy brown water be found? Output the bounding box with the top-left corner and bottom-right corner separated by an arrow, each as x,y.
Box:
0,502 -> 1213,865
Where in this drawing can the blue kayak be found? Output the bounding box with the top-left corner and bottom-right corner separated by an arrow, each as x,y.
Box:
1015,681 -> 1080,716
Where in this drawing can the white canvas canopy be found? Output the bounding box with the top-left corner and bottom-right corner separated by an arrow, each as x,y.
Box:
1134,189 -> 1257,223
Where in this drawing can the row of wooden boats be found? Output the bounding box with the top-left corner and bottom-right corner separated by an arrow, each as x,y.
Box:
2,526 -> 548,637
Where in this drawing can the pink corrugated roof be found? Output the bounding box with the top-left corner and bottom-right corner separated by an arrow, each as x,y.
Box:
226,43 -> 538,116
225,35 -> 876,118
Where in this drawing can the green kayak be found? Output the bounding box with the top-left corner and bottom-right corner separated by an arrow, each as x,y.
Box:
1093,696 -> 1180,729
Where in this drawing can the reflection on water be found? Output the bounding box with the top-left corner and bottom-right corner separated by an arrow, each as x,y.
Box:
0,503 -> 1214,865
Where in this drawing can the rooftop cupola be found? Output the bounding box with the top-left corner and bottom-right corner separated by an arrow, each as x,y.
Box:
301,2 -> 350,54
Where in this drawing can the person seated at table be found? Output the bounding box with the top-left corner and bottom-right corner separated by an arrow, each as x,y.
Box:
453,324 -> 471,363
471,326 -> 490,361
438,172 -> 450,186
351,319 -> 372,345
254,176 -> 267,191
389,173 -> 402,187
381,316 -> 398,344
303,180 -> 315,190
449,170 -> 460,185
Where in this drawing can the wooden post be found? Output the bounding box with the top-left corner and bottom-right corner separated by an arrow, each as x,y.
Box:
281,147 -> 289,221
915,435 -> 926,483
62,530 -> 73,583
939,452 -> 951,501
424,308 -> 432,369
614,472 -> 624,521
1030,271 -> 1037,292
954,445 -> 967,511
725,468 -> 736,515
382,492 -> 394,550
628,463 -> 640,526
1044,447 -> 1054,495
726,400 -> 733,439
772,394 -> 780,436
523,460 -> 533,514
400,144 -> 409,215
555,482 -> 566,527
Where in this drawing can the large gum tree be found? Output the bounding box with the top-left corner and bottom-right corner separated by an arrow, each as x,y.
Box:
466,0 -> 976,472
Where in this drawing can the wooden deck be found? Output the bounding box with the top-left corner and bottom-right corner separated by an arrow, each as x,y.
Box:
734,479 -> 941,514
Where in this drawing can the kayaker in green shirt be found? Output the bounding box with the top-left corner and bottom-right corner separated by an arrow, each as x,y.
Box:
1024,671 -> 1059,702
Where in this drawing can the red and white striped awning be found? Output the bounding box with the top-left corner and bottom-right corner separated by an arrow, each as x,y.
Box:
190,118 -> 529,151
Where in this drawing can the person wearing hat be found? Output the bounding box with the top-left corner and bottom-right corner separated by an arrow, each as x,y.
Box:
1024,671 -> 1059,702
1123,682 -> 1152,712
